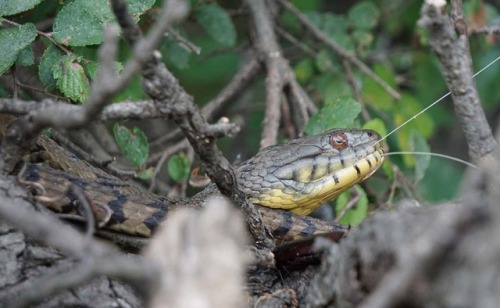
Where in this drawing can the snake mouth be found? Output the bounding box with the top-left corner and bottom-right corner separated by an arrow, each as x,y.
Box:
239,129 -> 387,215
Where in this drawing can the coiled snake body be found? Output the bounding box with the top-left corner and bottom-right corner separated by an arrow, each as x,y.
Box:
21,129 -> 385,245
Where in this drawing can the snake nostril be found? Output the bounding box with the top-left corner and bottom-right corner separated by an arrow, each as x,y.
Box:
367,131 -> 373,137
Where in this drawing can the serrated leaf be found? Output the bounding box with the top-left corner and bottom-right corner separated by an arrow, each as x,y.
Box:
52,0 -> 154,46
52,56 -> 89,102
113,124 -> 149,168
39,45 -> 65,90
335,186 -> 368,226
194,4 -> 236,47
16,45 -> 34,66
0,0 -> 43,16
167,152 -> 191,182
305,97 -> 362,135
348,1 -> 380,30
409,130 -> 430,184
0,23 -> 37,75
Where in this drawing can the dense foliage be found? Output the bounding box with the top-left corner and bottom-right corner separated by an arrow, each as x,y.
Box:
1,0 -> 499,225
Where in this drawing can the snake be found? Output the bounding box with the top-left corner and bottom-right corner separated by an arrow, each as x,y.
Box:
19,128 -> 385,245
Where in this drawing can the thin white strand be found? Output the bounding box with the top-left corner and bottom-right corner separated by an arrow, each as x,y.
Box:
383,151 -> 479,169
377,54 -> 500,145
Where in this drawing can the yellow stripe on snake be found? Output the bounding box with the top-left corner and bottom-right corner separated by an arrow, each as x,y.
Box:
20,129 -> 385,245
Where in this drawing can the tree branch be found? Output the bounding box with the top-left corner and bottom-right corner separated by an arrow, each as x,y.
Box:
418,1 -> 497,162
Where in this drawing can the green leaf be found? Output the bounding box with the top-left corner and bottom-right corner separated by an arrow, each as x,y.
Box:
305,97 -> 362,135
321,13 -> 353,50
417,159 -> 462,202
335,186 -> 368,226
113,124 -> 149,168
0,23 -> 37,75
409,130 -> 430,184
322,13 -> 347,38
352,29 -> 374,49
363,118 -> 393,180
313,73 -> 351,102
382,160 -> 394,181
194,4 -> 236,47
39,45 -> 65,90
84,61 -> 123,80
348,1 -> 380,30
0,0 -> 43,16
52,55 -> 89,103
167,152 -> 191,182
85,62 -> 99,80
314,49 -> 337,73
303,11 -> 322,29
52,0 -> 155,46
362,118 -> 387,137
138,167 -> 154,180
361,63 -> 397,110
393,94 -> 435,167
161,35 -> 191,70
42,129 -> 53,138
16,45 -> 34,66
294,58 -> 315,83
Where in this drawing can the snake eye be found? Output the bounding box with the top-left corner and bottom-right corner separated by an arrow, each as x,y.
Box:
330,132 -> 348,149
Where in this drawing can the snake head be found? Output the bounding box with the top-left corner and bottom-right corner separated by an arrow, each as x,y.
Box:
237,129 -> 386,215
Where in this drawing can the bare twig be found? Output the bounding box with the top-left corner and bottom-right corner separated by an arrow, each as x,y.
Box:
149,53 -> 262,149
276,0 -> 401,101
334,187 -> 361,224
148,138 -> 190,192
51,130 -> 113,167
166,28 -> 201,55
246,0 -> 286,147
471,25 -> 500,35
245,0 -> 313,146
68,185 -> 96,239
6,255 -> 157,308
202,54 -> 262,119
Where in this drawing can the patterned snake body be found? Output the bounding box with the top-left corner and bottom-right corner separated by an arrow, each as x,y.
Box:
21,129 -> 385,244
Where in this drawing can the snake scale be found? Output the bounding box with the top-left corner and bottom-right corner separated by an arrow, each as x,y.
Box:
20,128 -> 385,245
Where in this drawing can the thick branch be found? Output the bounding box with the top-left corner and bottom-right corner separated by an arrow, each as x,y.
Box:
111,0 -> 274,249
